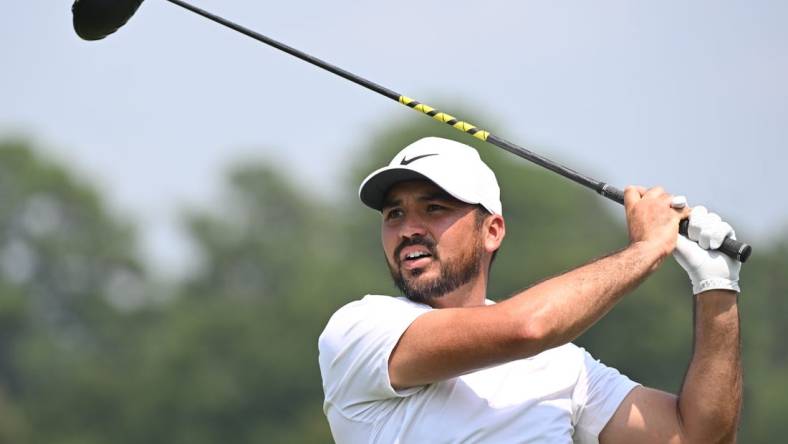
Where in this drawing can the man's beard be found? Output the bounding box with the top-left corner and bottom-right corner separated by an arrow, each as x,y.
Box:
387,234 -> 484,304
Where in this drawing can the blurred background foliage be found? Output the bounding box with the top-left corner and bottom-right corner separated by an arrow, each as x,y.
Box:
0,116 -> 785,443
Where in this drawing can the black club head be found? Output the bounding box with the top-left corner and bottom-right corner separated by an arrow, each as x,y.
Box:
72,0 -> 146,41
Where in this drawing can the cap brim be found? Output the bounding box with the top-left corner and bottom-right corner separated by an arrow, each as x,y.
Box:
359,167 -> 433,211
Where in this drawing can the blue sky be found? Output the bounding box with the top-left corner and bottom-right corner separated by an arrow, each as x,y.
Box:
2,0 -> 786,275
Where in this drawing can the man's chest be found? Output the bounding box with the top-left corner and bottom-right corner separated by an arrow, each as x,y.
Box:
387,351 -> 583,443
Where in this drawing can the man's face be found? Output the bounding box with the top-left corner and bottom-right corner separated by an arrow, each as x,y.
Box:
381,180 -> 487,303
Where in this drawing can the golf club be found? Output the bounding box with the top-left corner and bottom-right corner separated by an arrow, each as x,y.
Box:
71,0 -> 752,262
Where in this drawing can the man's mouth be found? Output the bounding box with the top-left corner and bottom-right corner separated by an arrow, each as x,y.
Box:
399,248 -> 434,270
404,251 -> 431,260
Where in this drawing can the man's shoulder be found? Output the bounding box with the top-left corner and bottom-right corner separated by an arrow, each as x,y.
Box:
318,295 -> 428,349
317,295 -> 433,395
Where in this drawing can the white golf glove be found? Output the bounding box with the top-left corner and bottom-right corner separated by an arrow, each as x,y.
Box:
672,206 -> 741,295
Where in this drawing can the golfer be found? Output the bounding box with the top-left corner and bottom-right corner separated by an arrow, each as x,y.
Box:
319,137 -> 742,443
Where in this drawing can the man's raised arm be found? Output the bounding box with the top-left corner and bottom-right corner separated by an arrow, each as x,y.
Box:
600,207 -> 743,443
389,186 -> 689,389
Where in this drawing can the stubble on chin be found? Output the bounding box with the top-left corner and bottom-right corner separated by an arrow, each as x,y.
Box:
387,241 -> 483,304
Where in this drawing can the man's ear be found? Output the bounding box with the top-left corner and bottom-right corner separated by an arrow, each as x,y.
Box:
484,214 -> 505,254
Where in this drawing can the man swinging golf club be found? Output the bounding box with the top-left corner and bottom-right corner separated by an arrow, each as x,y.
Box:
318,137 -> 742,443
67,2 -> 744,441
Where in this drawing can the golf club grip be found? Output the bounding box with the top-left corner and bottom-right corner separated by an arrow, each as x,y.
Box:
598,184 -> 625,204
679,220 -> 751,263
600,186 -> 750,262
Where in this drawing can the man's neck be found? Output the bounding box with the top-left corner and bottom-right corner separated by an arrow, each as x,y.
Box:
427,274 -> 488,309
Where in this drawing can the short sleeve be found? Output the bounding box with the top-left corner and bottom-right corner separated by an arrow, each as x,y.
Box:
318,295 -> 431,422
572,348 -> 640,444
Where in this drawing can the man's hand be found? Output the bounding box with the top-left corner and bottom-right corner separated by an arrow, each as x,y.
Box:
624,186 -> 690,260
673,206 -> 741,294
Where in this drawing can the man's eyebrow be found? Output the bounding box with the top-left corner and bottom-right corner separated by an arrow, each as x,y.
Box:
381,190 -> 458,209
419,191 -> 456,202
381,197 -> 401,210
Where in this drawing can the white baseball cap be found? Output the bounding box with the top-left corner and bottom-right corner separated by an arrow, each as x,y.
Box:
358,137 -> 502,215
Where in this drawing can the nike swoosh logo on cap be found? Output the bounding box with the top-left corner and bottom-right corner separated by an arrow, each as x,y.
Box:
400,153 -> 438,165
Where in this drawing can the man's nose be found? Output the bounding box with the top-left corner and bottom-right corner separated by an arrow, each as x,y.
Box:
399,213 -> 428,239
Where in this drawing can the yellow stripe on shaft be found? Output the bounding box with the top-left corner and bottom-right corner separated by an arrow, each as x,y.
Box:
399,96 -> 489,141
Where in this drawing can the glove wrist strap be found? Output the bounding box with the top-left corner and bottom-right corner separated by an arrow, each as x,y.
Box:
693,278 -> 740,295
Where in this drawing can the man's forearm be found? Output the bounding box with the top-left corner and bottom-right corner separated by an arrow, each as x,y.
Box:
503,240 -> 665,352
678,291 -> 742,442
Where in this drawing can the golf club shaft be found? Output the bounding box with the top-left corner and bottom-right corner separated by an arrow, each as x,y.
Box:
164,0 -> 751,263
165,0 -> 617,198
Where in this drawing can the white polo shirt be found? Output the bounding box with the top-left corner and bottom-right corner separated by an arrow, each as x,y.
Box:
318,295 -> 638,443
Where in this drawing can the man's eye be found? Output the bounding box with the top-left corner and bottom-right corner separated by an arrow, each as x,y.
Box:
427,204 -> 446,213
385,209 -> 403,220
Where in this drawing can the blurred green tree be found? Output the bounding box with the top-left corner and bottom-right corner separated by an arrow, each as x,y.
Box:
0,138 -> 146,443
105,162 -> 351,444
